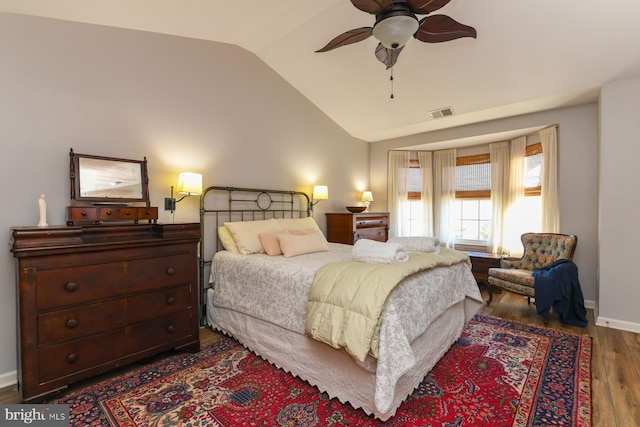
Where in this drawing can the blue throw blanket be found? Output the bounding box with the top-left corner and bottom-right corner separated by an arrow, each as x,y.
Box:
532,259 -> 588,327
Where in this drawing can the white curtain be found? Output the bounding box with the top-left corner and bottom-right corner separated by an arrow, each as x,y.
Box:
433,149 -> 456,248
540,126 -> 560,232
502,136 -> 528,255
489,141 -> 509,254
418,151 -> 434,236
387,151 -> 410,237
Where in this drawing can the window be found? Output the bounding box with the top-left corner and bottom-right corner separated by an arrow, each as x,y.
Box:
525,143 -> 542,196
453,154 -> 492,244
407,159 -> 421,200
453,199 -> 492,241
455,154 -> 491,199
404,160 -> 426,235
395,141 -> 544,246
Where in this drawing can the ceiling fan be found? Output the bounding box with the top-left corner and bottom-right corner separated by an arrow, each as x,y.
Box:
316,0 -> 476,69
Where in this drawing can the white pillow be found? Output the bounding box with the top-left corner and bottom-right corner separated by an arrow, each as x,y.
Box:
224,219 -> 282,255
217,226 -> 239,253
278,230 -> 329,257
276,217 -> 320,232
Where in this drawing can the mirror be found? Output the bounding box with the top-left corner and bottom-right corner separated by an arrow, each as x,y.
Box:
69,149 -> 151,206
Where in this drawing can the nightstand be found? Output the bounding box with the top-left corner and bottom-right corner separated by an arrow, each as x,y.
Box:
467,252 -> 502,282
467,252 -> 502,303
326,212 -> 390,245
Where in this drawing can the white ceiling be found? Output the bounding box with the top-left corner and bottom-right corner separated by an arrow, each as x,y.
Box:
2,0 -> 640,142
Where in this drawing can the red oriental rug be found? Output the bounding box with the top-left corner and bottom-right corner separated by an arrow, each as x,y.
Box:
52,314 -> 592,426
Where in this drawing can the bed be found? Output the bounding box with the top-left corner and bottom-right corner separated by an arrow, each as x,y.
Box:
200,186 -> 483,421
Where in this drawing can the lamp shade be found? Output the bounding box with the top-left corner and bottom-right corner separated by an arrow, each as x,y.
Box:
362,191 -> 374,202
176,172 -> 203,195
313,185 -> 329,200
372,14 -> 419,49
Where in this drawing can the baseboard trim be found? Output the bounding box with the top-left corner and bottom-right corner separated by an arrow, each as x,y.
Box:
595,316 -> 640,334
0,371 -> 17,390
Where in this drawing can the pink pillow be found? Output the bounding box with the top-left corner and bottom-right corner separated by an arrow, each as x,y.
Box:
260,228 -> 320,256
259,230 -> 291,256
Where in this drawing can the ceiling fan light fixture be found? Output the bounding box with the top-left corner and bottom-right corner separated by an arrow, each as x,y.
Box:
372,14 -> 419,49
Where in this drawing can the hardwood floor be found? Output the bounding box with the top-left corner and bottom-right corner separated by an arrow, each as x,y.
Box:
1,289 -> 638,426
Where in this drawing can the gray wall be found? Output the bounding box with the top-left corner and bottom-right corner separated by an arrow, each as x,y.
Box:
369,104 -> 600,307
598,77 -> 640,330
0,13 -> 369,386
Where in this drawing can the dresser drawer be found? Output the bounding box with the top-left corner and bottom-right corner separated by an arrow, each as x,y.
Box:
38,285 -> 192,345
38,310 -> 193,383
36,254 -> 191,310
98,207 -> 137,221
137,207 -> 159,220
66,207 -> 99,222
355,216 -> 389,228
354,227 -> 387,242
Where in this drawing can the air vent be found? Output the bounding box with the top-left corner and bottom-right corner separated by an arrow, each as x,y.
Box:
429,107 -> 455,119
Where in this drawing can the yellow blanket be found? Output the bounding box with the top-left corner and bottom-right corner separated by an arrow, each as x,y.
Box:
305,248 -> 471,362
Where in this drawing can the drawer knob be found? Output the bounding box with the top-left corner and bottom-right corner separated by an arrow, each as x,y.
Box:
125,211 -> 131,216
106,210 -> 112,216
81,211 -> 88,216
64,282 -> 78,292
66,319 -> 78,329
167,296 -> 176,305
166,267 -> 176,276
167,325 -> 176,333
66,353 -> 78,364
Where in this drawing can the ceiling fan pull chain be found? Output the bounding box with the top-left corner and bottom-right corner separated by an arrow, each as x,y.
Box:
390,67 -> 394,99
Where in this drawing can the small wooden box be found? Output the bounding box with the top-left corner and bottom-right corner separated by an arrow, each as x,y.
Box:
67,206 -> 158,225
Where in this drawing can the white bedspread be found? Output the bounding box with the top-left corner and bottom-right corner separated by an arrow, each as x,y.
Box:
209,243 -> 482,413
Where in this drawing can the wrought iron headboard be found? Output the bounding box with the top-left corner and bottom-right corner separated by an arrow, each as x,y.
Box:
199,186 -> 311,323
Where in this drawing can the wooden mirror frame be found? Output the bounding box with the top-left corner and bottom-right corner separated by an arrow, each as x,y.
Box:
69,148 -> 151,207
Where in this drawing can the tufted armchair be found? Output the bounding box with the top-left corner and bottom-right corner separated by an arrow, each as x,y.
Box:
487,233 -> 578,309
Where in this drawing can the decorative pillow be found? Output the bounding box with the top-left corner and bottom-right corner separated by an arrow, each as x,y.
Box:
278,230 -> 329,257
259,230 -> 291,256
289,228 -> 318,236
218,226 -> 240,253
260,229 -> 322,256
276,217 -> 321,232
224,219 -> 282,255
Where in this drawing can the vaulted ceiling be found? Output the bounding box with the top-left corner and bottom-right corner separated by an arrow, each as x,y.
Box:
2,0 -> 639,142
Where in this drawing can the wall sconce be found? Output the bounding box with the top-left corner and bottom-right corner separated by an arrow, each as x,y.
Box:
362,191 -> 373,212
164,172 -> 203,213
311,185 -> 329,211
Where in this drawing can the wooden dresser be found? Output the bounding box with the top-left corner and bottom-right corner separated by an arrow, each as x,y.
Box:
325,212 -> 390,245
10,223 -> 201,402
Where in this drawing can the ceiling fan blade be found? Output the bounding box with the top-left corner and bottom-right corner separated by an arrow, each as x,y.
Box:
351,0 -> 393,14
414,15 -> 477,43
316,27 -> 373,53
375,43 -> 404,69
407,0 -> 451,14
